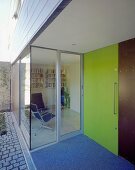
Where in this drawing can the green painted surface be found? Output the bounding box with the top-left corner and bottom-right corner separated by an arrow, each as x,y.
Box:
84,44 -> 118,155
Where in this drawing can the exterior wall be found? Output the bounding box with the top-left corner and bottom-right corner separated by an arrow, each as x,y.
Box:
84,44 -> 118,155
0,62 -> 11,111
10,0 -> 64,63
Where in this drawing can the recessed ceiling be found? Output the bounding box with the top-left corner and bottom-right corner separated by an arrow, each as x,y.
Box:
33,0 -> 135,53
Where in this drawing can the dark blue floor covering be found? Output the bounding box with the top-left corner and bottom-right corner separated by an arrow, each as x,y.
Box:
31,135 -> 135,170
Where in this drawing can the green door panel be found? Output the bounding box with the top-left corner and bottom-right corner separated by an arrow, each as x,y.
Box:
84,44 -> 118,155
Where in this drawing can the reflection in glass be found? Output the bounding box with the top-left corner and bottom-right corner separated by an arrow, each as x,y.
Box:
20,55 -> 30,146
61,53 -> 80,136
31,47 -> 57,149
11,61 -> 20,123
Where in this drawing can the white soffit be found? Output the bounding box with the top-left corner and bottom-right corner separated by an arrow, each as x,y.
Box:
33,0 -> 135,53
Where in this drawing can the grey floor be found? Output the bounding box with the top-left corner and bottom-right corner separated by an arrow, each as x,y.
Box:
31,108 -> 80,149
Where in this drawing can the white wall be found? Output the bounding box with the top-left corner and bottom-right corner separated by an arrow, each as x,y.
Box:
10,0 -> 63,63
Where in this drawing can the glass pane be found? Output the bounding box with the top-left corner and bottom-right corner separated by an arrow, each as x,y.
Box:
31,47 -> 57,149
61,53 -> 80,136
20,55 -> 30,147
11,61 -> 20,123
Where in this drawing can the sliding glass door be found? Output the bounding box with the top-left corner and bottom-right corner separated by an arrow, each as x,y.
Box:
60,53 -> 81,136
20,55 -> 30,147
31,47 -> 57,149
30,46 -> 82,149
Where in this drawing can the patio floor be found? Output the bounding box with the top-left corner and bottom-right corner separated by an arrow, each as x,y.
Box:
0,112 -> 35,170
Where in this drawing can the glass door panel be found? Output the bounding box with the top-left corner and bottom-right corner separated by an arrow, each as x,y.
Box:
11,61 -> 20,124
20,55 -> 30,147
31,47 -> 57,149
60,53 -> 81,136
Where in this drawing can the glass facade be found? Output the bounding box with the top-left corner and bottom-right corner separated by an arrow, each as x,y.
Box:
61,53 -> 81,136
20,55 -> 30,146
31,47 -> 57,149
11,46 -> 82,150
11,61 -> 20,124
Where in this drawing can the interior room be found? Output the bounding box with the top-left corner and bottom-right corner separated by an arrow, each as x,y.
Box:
30,47 -> 81,149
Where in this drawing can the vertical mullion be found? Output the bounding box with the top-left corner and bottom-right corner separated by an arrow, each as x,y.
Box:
19,59 -> 21,126
30,45 -> 32,150
80,54 -> 84,133
56,50 -> 61,142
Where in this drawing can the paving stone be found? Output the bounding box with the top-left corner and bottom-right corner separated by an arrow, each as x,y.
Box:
9,152 -> 16,156
0,112 -> 28,170
19,160 -> 26,166
13,162 -> 20,167
20,164 -> 27,170
15,150 -> 22,154
18,153 -> 24,158
13,155 -> 18,159
0,167 -> 6,170
2,154 -> 9,159
6,156 -> 12,162
3,149 -> 9,154
15,146 -> 21,150
10,148 -> 15,152
0,163 -> 2,168
10,159 -> 16,164
3,160 -> 10,167
0,160 -> 4,164
7,165 -> 13,170
7,145 -> 13,149
12,168 -> 19,170
4,144 -> 8,148
1,147 -> 6,152
17,156 -> 25,162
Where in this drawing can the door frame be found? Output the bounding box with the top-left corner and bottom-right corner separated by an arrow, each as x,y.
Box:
29,45 -> 84,149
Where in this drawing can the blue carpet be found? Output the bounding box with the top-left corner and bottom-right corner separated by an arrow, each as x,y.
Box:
31,135 -> 135,170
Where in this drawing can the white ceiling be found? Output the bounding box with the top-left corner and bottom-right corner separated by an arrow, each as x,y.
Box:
33,0 -> 135,53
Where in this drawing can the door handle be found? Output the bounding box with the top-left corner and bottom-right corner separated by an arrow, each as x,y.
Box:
114,82 -> 118,115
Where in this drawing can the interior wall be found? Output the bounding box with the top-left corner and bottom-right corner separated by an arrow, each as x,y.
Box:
0,62 -> 11,111
84,44 -> 118,155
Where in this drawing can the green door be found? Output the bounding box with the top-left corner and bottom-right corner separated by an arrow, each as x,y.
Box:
84,44 -> 118,155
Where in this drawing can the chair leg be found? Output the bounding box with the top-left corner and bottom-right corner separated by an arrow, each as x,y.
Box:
41,124 -> 52,130
32,124 -> 53,136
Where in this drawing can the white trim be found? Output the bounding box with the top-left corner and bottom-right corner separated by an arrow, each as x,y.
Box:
56,50 -> 61,142
80,54 -> 84,133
